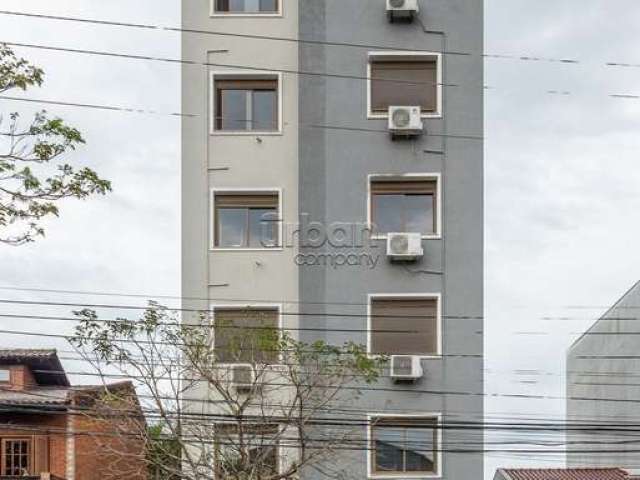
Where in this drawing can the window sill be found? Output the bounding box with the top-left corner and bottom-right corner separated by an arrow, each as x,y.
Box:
210,130 -> 284,137
214,362 -> 286,368
210,12 -> 283,18
367,353 -> 443,360
370,234 -> 442,241
210,247 -> 284,252
369,473 -> 441,479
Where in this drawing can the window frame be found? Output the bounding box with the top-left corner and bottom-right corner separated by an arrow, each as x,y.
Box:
367,293 -> 442,359
367,413 -> 443,479
1,437 -> 32,477
210,188 -> 283,251
210,0 -> 283,17
210,304 -> 284,366
210,71 -> 284,135
366,51 -> 443,120
367,174 -> 442,240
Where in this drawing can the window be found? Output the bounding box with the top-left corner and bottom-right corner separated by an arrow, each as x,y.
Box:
215,424 -> 279,478
213,193 -> 279,248
2,439 -> 30,476
214,77 -> 279,132
0,369 -> 9,383
370,178 -> 438,236
370,417 -> 439,477
369,297 -> 439,356
214,0 -> 279,14
214,308 -> 280,364
369,55 -> 440,116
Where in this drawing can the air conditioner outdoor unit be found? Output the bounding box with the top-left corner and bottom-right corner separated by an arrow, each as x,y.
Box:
230,364 -> 255,392
388,106 -> 423,138
390,355 -> 423,382
386,0 -> 419,21
386,233 -> 424,261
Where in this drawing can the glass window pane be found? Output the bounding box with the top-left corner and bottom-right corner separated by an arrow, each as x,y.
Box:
372,195 -> 404,234
259,0 -> 277,11
216,426 -> 279,477
217,0 -> 277,12
249,208 -> 278,248
217,208 -> 247,247
252,90 -> 277,131
374,426 -> 405,472
373,420 -> 437,474
221,90 -> 248,130
405,425 -> 436,472
215,310 -> 279,364
229,0 -> 247,11
404,194 -> 434,234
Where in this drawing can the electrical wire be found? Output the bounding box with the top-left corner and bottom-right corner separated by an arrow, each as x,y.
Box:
3,286 -> 638,317
0,9 -> 629,68
0,93 -> 484,140
0,41 -> 456,89
6,40 -> 640,103
15,363 -> 640,408
13,385 -> 640,434
3,293 -> 640,324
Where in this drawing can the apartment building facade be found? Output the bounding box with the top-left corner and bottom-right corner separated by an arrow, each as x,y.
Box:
182,1 -> 483,478
567,280 -> 640,468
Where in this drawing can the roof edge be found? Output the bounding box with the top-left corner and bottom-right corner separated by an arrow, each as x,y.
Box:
567,279 -> 640,354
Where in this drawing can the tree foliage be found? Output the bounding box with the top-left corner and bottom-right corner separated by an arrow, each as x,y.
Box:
0,43 -> 111,245
71,304 -> 387,480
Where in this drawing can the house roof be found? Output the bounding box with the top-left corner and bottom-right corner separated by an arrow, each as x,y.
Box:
0,382 -> 139,410
498,468 -> 630,480
0,349 -> 70,386
0,387 -> 71,409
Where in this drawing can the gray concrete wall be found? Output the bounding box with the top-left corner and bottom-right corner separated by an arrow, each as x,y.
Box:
567,280 -> 640,468
298,1 -> 484,478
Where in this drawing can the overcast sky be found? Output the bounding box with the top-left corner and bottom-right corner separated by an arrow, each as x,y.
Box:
1,1 -> 640,478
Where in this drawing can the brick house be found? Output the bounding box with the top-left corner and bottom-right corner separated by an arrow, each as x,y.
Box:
0,349 -> 147,480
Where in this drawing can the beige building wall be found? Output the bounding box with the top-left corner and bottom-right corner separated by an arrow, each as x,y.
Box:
182,0 -> 299,322
181,0 -> 299,420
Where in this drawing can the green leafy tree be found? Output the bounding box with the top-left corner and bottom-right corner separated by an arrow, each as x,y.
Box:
71,304 -> 387,480
0,44 -> 111,245
148,422 -> 182,480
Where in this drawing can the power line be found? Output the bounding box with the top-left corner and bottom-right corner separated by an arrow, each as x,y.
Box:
0,94 -> 191,118
0,284 -> 471,309
0,297 -> 485,320
11,380 -> 640,437
0,324 -> 484,359
0,422 -> 597,456
19,361 -> 640,408
7,354 -> 636,424
7,40 -> 640,103
0,312 -> 436,335
1,94 -> 484,140
3,394 -> 640,440
0,9 -> 626,67
0,411 -> 638,453
4,293 -> 640,324
1,41 -> 455,89
2,285 -> 635,314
